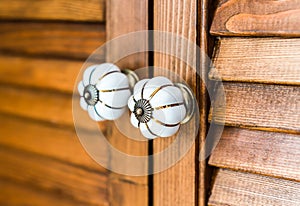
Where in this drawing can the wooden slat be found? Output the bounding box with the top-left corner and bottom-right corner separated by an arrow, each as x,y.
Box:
210,38 -> 300,85
209,83 -> 300,133
106,1 -> 149,206
0,85 -> 97,131
0,85 -> 72,126
210,0 -> 300,36
209,169 -> 300,206
0,0 -> 105,22
0,22 -> 105,59
0,114 -> 107,173
0,145 -> 109,206
0,179 -> 80,206
198,0 -> 216,205
209,127 -> 300,181
153,0 -> 197,205
0,56 -> 82,93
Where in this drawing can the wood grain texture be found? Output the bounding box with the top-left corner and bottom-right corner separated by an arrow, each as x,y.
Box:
198,0 -> 216,205
0,0 -> 105,22
106,0 -> 148,69
0,179 -> 82,206
209,127 -> 300,181
0,85 -> 72,126
0,114 -> 107,173
153,0 -> 197,205
0,145 -> 109,206
0,85 -> 95,131
210,38 -> 300,85
0,56 -> 82,93
209,83 -> 300,133
208,169 -> 300,206
106,1 -> 149,206
210,0 -> 300,36
0,22 -> 105,60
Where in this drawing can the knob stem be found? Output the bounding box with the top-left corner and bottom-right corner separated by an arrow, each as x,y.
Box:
122,69 -> 139,91
174,83 -> 195,124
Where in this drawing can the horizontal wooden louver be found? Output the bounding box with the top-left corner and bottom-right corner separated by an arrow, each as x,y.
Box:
0,23 -> 105,60
0,0 -> 109,205
208,1 -> 300,204
0,56 -> 82,93
0,114 -> 107,173
209,169 -> 300,206
209,128 -> 300,181
209,82 -> 300,133
0,0 -> 105,22
0,145 -> 108,206
210,38 -> 300,85
210,0 -> 300,36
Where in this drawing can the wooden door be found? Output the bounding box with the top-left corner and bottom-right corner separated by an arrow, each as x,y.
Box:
0,0 -> 214,205
1,0 -> 299,206
106,0 -> 213,205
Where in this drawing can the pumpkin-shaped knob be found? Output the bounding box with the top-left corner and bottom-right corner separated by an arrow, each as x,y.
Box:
128,76 -> 194,139
78,63 -> 131,121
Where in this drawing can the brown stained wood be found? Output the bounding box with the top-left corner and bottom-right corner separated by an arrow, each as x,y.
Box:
0,22 -> 105,60
0,0 -> 105,22
208,169 -> 300,206
0,56 -> 82,93
210,0 -> 300,36
108,177 -> 148,206
153,0 -> 197,205
106,1 -> 148,206
209,83 -> 300,133
0,85 -> 72,126
209,127 -> 300,181
198,0 -> 216,205
0,114 -> 107,173
0,145 -> 109,206
0,85 -> 96,131
106,0 -> 148,69
210,38 -> 300,85
0,179 -> 81,206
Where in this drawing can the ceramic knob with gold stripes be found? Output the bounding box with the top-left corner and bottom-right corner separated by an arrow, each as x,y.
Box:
128,76 -> 195,139
78,63 -> 136,121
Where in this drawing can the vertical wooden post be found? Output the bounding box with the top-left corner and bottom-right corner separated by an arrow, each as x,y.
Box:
198,0 -> 215,205
106,1 -> 149,205
153,0 -> 198,205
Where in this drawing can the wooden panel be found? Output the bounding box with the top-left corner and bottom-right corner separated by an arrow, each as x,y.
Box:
209,83 -> 300,133
106,1 -> 149,206
0,145 -> 109,206
210,0 -> 300,36
0,114 -> 107,173
209,169 -> 300,206
209,127 -> 300,181
0,22 -> 105,59
0,179 -> 80,206
210,38 -> 300,85
153,0 -> 197,205
0,0 -> 105,22
0,56 -> 82,93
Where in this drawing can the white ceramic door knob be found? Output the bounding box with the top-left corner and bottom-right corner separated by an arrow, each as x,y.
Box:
128,76 -> 194,139
78,63 -> 131,121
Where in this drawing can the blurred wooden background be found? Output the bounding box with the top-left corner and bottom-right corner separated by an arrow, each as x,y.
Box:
0,0 -> 109,205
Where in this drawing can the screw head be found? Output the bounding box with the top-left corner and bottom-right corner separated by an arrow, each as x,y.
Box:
135,108 -> 144,116
83,85 -> 98,106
